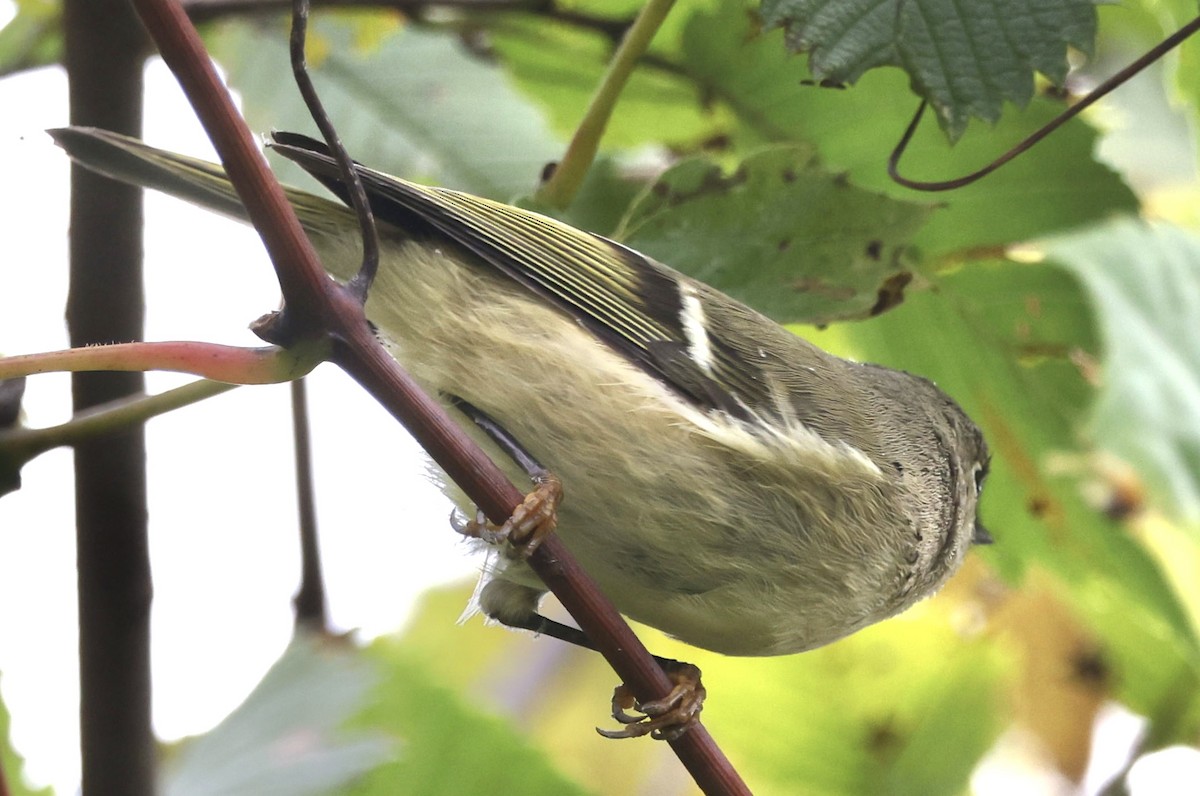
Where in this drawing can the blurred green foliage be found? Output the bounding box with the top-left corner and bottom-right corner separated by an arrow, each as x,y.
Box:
0,672 -> 52,796
4,0 -> 1200,792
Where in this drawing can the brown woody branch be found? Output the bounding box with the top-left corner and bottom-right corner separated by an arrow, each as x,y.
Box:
64,0 -> 155,792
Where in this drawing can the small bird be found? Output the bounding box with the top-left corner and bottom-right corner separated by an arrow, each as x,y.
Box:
51,127 -> 990,664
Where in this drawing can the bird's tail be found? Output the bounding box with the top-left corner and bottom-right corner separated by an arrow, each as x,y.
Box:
48,127 -> 357,244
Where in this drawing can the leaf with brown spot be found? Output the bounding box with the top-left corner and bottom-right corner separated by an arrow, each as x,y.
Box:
618,147 -> 932,325
869,271 -> 913,316
989,582 -> 1109,783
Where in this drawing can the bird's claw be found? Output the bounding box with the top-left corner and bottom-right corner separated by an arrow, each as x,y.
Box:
453,473 -> 562,557
597,661 -> 705,741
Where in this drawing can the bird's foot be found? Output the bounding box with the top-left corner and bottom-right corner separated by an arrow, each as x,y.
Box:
598,660 -> 705,741
453,472 -> 562,557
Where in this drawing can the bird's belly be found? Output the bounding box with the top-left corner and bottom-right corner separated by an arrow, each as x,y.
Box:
362,247 -> 916,655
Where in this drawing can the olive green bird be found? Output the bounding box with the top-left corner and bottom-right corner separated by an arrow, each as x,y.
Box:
51,127 -> 990,660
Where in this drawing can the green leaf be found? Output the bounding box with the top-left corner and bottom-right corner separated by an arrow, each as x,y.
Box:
486,12 -> 715,151
0,0 -> 62,78
619,147 -> 932,325
210,17 -> 562,200
758,0 -> 1099,140
697,612 -> 1008,796
1045,219 -> 1200,523
162,635 -> 393,796
1144,0 -> 1200,168
1,672 -> 52,796
343,637 -> 591,796
396,582 -> 1005,795
162,629 -> 588,796
392,585 -> 689,793
1081,11 -> 1200,198
680,2 -> 1138,253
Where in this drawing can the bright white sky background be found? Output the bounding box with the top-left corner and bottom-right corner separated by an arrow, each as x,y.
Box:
0,10 -> 479,792
3,3 -> 1200,794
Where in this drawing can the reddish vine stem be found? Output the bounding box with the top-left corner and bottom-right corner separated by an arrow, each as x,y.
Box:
126,0 -> 747,791
0,341 -> 318,383
290,0 -> 380,299
889,13 -> 1200,191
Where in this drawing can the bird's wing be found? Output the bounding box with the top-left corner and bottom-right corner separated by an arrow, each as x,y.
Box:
269,131 -> 786,420
51,126 -> 807,420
